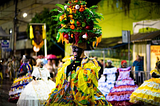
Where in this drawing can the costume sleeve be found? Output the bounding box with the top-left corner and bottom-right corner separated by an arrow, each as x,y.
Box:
46,68 -> 50,78
152,72 -> 160,78
31,67 -> 40,78
18,64 -> 27,77
115,69 -> 119,81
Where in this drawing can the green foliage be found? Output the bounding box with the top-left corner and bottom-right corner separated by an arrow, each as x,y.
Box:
26,8 -> 59,53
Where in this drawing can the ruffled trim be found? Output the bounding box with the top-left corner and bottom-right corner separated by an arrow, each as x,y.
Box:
107,85 -> 137,102
9,89 -> 23,95
110,100 -> 133,106
13,74 -> 32,83
150,78 -> 160,83
103,67 -> 117,74
110,85 -> 138,93
107,91 -> 133,101
130,92 -> 160,105
130,78 -> 160,105
116,79 -> 135,86
8,92 -> 20,102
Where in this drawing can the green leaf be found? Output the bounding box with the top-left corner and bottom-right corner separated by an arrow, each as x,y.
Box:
52,16 -> 58,18
89,5 -> 98,9
56,4 -> 65,11
50,8 -> 58,12
56,32 -> 60,40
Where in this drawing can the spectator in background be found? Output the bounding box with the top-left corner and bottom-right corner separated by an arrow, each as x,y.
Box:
58,58 -> 63,68
100,59 -> 104,68
8,58 -> 14,81
0,61 -> 3,80
44,59 -> 56,82
94,57 -> 103,79
52,60 -> 57,69
106,60 -> 114,68
12,56 -> 20,79
2,59 -> 8,78
132,55 -> 144,85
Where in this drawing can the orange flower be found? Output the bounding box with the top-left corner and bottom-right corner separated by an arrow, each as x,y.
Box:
74,0 -> 78,3
70,24 -> 75,29
59,15 -> 64,21
68,15 -> 73,19
79,7 -> 84,12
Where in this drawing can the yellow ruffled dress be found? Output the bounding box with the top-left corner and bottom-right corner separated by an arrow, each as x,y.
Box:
130,69 -> 160,105
44,56 -> 112,106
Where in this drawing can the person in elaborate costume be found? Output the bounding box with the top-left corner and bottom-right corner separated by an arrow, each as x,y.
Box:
17,59 -> 55,106
44,43 -> 112,106
44,59 -> 56,82
98,60 -> 117,98
106,60 -> 138,106
43,0 -> 112,105
130,61 -> 160,106
8,55 -> 32,102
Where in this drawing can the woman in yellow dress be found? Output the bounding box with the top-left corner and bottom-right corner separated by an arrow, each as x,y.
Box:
130,61 -> 160,106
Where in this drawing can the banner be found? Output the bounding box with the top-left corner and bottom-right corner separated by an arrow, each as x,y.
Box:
30,23 -> 46,52
1,40 -> 9,48
150,45 -> 160,70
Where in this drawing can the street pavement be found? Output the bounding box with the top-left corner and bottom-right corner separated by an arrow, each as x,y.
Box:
0,79 -> 16,106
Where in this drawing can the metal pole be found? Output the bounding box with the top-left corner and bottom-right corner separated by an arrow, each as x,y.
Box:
14,0 -> 18,55
128,31 -> 131,66
44,23 -> 47,58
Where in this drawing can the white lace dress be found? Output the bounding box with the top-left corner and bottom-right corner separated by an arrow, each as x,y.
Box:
98,67 -> 117,97
17,67 -> 55,106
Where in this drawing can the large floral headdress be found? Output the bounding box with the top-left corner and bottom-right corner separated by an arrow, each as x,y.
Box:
51,0 -> 103,48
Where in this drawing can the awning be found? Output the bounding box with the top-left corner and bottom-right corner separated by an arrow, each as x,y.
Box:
97,30 -> 160,49
0,27 -> 11,37
97,37 -> 122,48
131,30 -> 160,43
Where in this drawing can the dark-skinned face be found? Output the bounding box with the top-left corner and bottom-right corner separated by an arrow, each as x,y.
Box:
72,46 -> 83,59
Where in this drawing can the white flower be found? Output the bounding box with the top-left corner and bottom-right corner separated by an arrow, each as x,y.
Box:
64,5 -> 68,9
82,33 -> 87,39
75,5 -> 80,9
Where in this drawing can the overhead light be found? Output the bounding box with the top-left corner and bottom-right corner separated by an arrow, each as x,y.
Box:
23,13 -> 27,18
33,46 -> 40,52
9,29 -> 12,34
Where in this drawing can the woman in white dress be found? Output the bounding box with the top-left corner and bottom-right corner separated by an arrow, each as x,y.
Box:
17,59 -> 55,106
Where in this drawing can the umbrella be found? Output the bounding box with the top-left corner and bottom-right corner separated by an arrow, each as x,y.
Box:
46,54 -> 57,60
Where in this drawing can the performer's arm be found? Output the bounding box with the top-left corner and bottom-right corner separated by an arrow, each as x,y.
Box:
152,72 -> 160,78
18,65 -> 28,77
33,76 -> 36,80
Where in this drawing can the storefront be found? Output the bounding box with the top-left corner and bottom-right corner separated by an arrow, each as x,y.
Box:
132,30 -> 160,80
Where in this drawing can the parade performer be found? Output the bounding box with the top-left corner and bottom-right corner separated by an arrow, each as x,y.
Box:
17,59 -> 55,106
130,61 -> 160,106
98,61 -> 117,97
44,0 -> 112,105
44,59 -> 56,82
8,55 -> 32,102
106,60 -> 138,106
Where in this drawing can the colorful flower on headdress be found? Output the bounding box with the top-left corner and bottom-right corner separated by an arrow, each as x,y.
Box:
51,0 -> 103,47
